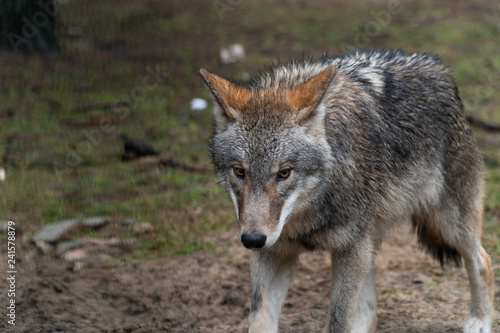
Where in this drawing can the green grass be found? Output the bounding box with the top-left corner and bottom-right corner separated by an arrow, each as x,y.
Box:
0,0 -> 499,259
122,236 -> 216,260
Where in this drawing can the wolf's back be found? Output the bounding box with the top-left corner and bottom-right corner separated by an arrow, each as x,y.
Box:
252,50 -> 479,179
255,50 -> 482,240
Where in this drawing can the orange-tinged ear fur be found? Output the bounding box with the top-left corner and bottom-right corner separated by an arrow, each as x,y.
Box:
286,67 -> 336,122
199,68 -> 251,120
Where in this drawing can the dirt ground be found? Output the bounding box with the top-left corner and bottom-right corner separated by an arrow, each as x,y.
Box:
5,224 -> 498,333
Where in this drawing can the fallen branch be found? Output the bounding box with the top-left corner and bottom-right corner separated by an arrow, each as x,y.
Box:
133,156 -> 212,173
467,114 -> 500,132
160,157 -> 212,174
73,101 -> 128,113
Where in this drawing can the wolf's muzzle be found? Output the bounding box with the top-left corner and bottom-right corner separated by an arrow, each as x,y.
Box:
241,233 -> 267,249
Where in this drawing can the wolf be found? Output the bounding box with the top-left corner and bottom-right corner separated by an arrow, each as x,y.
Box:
200,49 -> 494,333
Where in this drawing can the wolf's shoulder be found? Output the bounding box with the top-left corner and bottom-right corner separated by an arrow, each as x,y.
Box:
252,49 -> 448,91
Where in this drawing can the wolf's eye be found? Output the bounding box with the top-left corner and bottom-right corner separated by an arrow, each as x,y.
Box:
234,168 -> 245,178
277,169 -> 291,179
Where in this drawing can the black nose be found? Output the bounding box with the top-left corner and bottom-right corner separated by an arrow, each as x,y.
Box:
241,233 -> 267,249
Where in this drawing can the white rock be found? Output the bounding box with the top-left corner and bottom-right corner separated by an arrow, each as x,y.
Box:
0,167 -> 5,181
190,98 -> 208,111
63,249 -> 87,261
220,44 -> 246,64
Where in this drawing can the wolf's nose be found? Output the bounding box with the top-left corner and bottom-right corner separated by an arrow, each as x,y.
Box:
241,233 -> 267,249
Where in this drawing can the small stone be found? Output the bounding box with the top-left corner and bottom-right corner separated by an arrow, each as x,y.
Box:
63,249 -> 87,261
33,219 -> 81,243
219,44 -> 246,64
35,240 -> 53,254
0,167 -> 5,181
190,98 -> 208,111
132,222 -> 154,234
82,217 -> 109,228
57,238 -> 83,255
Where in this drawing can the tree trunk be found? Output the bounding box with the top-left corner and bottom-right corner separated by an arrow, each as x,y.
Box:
0,0 -> 60,54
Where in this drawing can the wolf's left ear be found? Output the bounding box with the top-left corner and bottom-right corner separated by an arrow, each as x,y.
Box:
199,68 -> 251,132
286,67 -> 336,123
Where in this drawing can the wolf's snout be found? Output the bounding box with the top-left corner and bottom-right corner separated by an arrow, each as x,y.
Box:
241,233 -> 267,249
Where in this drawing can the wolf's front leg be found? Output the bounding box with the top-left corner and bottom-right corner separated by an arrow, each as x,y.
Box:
351,268 -> 377,333
248,250 -> 299,333
323,242 -> 375,333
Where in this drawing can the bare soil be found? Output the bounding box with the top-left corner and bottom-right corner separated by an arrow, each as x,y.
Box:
5,224 -> 499,333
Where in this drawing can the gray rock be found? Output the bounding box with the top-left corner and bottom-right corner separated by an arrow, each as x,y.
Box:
56,238 -> 83,255
33,219 -> 81,243
82,217 -> 109,228
35,240 -> 53,254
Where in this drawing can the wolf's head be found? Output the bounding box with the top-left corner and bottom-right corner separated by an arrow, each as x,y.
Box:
200,67 -> 336,249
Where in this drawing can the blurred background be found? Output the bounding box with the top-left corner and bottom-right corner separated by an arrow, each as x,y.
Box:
0,0 -> 499,332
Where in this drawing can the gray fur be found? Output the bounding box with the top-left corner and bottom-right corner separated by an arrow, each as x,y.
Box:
201,49 -> 494,333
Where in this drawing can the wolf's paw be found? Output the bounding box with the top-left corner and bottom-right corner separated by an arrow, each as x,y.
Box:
463,317 -> 491,333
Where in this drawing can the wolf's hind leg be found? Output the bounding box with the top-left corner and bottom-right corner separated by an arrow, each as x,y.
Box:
459,241 -> 494,333
413,193 -> 494,333
351,268 -> 377,333
426,207 -> 494,333
248,250 -> 298,333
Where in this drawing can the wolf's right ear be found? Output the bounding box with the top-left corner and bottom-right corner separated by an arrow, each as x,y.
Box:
286,67 -> 336,123
199,69 -> 251,132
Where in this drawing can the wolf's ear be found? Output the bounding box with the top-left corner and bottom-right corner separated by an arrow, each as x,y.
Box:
286,67 -> 336,123
199,68 -> 251,131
